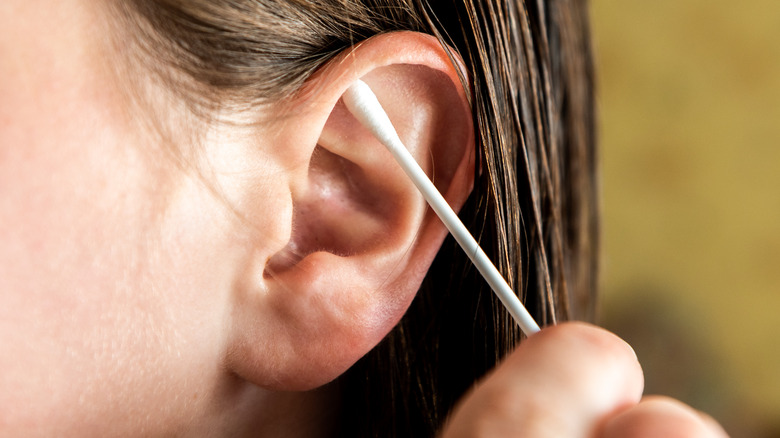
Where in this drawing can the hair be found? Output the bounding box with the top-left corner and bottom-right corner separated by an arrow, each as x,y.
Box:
110,0 -> 598,436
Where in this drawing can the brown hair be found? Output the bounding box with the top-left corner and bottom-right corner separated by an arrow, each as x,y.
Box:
111,0 -> 597,436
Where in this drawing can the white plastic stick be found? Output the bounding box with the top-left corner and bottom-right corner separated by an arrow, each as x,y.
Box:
343,80 -> 541,336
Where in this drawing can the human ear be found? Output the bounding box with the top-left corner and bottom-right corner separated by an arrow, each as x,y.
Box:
226,32 -> 474,391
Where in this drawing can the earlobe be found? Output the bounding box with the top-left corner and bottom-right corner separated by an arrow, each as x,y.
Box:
226,32 -> 474,391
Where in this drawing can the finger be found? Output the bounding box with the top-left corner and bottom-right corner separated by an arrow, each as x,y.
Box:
600,395 -> 730,438
441,322 -> 644,438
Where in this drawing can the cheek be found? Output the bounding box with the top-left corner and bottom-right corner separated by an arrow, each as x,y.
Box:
0,73 -> 230,434
0,2 -> 262,432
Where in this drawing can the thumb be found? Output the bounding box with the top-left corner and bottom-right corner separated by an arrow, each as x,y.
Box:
440,322 -> 644,437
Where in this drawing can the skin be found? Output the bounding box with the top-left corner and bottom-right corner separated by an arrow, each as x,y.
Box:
0,0 -> 728,437
1,1 -> 263,435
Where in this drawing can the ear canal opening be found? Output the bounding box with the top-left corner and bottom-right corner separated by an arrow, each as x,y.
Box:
264,143 -> 401,278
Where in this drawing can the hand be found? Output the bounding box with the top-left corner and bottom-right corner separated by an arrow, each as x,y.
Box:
440,323 -> 728,437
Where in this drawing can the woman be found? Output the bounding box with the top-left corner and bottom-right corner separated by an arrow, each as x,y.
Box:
0,0 -> 726,436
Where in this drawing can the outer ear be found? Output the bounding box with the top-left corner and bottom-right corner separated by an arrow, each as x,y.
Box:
227,32 -> 474,390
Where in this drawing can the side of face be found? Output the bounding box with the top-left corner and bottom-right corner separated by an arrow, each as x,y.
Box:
0,0 -> 474,435
0,1 -> 246,434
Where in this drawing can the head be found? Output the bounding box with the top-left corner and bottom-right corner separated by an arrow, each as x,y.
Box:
0,0 -> 596,436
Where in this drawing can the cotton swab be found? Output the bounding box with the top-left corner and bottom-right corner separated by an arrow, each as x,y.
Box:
343,79 -> 541,336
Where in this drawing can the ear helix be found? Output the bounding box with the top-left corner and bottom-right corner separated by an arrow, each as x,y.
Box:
343,80 -> 541,336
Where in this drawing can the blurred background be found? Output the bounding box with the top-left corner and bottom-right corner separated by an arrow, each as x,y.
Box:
591,0 -> 780,436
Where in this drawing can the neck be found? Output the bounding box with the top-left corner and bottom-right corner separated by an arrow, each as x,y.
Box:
198,374 -> 339,437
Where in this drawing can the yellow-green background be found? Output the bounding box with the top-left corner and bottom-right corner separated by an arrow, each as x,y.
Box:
591,1 -> 780,435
